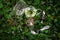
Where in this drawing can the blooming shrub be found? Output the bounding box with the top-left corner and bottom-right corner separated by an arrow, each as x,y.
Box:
0,0 -> 60,40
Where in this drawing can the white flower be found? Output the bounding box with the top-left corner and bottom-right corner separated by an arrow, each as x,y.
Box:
12,31 -> 15,35
15,6 -> 37,17
25,7 -> 37,18
40,25 -> 50,31
25,7 -> 31,10
20,28 -> 22,31
31,30 -> 38,34
41,11 -> 45,23
43,11 -> 45,15
30,22 -> 33,26
16,9 -> 24,16
41,21 -> 43,23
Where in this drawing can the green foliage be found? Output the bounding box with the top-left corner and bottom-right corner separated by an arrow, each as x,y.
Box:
0,0 -> 60,40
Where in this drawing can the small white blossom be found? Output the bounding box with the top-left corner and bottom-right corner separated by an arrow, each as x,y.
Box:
40,25 -> 50,31
20,28 -> 22,31
25,7 -> 37,17
30,22 -> 33,26
41,21 -> 43,23
16,9 -> 24,16
31,30 -> 38,34
12,31 -> 15,35
25,7 -> 30,10
43,11 -> 45,15
41,11 -> 45,23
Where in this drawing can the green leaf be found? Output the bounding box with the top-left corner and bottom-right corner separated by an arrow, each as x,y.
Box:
0,3 -> 3,8
34,0 -> 40,5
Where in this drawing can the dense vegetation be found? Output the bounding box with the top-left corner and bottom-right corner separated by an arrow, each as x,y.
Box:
0,0 -> 60,40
